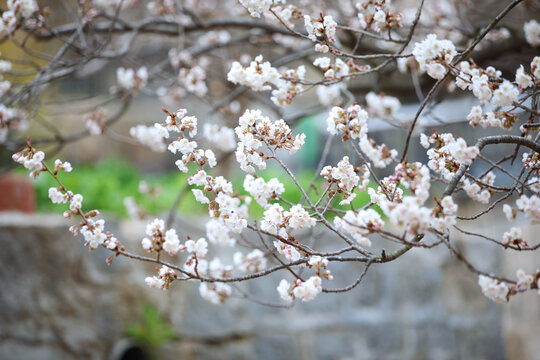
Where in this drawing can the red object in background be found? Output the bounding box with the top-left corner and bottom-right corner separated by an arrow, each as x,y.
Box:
0,174 -> 35,213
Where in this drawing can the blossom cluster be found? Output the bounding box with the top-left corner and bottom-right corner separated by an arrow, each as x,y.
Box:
227,55 -> 305,106
261,203 -> 316,240
462,172 -> 495,204
152,109 -> 218,173
189,170 -> 249,234
116,67 -> 148,93
304,15 -> 337,43
243,174 -> 285,208
467,106 -> 517,130
235,109 -> 305,173
145,266 -> 178,291
129,125 -> 168,152
321,156 -> 370,205
203,124 -> 236,152
412,34 -> 456,79
455,60 -> 526,107
365,92 -> 401,119
524,20 -> 540,47
421,132 -> 479,181
84,107 -> 108,136
326,104 -> 397,168
278,275 -> 323,302
238,0 -> 274,18
0,0 -> 38,35
356,0 -> 403,33
334,208 -> 383,247
502,227 -> 527,248
0,104 -> 29,144
478,275 -> 509,303
326,104 -> 368,141
313,57 -> 351,80
234,249 -> 267,273
178,64 -> 208,97
478,269 -> 539,304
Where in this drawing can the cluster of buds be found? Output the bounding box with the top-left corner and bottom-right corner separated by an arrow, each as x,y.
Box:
356,0 -> 403,33
12,140 -> 45,179
304,14 -> 337,42
502,227 -> 529,249
313,57 -> 351,80
522,153 -> 540,175
321,156 -> 370,206
145,266 -> 178,291
467,106 -> 517,130
141,218 -> 186,256
307,256 -> 333,280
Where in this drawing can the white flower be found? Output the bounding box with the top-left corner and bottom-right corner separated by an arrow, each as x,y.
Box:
185,238 -> 208,258
206,219 -> 236,247
334,209 -> 383,247
141,237 -> 153,251
69,194 -> 83,212
285,204 -> 316,230
178,65 -> 208,97
146,218 -> 165,237
366,92 -> 401,119
199,282 -> 232,304
273,240 -> 301,262
524,20 -> 540,47
516,65 -> 533,89
163,228 -> 182,255
116,67 -> 147,91
234,249 -> 267,273
293,276 -> 322,302
54,159 -> 72,173
130,125 -> 167,152
192,189 -> 210,204
203,124 -> 236,152
239,0 -> 272,17
48,187 -> 69,204
277,279 -> 293,302
516,269 -> 534,290
502,227 -> 522,246
412,34 -> 456,80
503,204 -> 515,221
168,138 -> 197,155
189,170 -> 208,187
478,275 -> 508,303
491,80 -> 518,107
316,84 -> 343,107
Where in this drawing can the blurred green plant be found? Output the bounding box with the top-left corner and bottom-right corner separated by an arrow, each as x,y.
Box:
126,304 -> 176,359
22,157 -> 377,219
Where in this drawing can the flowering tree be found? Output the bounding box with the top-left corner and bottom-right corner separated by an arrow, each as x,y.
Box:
4,0 -> 540,305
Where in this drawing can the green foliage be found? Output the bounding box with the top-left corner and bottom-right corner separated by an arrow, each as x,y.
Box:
126,305 -> 176,356
27,158 -> 204,217
27,157 -> 376,220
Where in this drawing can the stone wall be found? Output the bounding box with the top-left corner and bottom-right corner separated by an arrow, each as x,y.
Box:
0,212 -> 538,360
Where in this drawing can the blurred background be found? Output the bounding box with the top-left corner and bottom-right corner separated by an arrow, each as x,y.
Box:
1,0 -> 540,359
